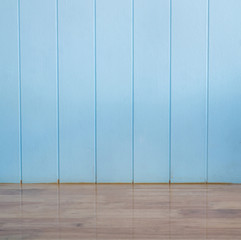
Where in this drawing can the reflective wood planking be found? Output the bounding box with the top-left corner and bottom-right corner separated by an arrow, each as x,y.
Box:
0,184 -> 241,239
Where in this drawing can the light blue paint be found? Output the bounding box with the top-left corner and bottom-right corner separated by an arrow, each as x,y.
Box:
96,0 -> 132,182
131,0 -> 134,183
0,0 -> 19,183
169,0 -> 172,183
56,0 -> 60,182
134,0 -> 170,183
208,0 -> 241,183
94,0 -> 97,183
58,0 -> 95,183
20,0 -> 57,183
0,0 -> 241,183
205,0 -> 210,183
171,0 -> 207,182
18,0 -> 23,183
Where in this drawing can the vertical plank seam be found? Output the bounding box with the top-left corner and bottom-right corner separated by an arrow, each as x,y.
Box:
205,0 -> 210,183
94,0 -> 97,183
18,0 -> 23,184
131,0 -> 135,184
169,0 -> 172,183
56,0 -> 60,183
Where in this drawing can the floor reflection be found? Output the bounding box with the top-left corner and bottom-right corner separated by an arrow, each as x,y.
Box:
1,184 -> 241,239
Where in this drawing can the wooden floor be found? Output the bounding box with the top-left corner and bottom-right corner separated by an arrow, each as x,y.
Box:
1,184 -> 241,239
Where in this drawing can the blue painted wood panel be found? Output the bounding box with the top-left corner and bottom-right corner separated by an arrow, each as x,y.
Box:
134,0 -> 170,183
171,0 -> 207,182
58,0 -> 95,183
208,0 -> 241,183
20,0 -> 57,183
96,0 -> 132,182
0,0 -> 20,183
1,0 -> 241,183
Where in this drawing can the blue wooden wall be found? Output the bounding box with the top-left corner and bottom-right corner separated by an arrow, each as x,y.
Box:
0,0 -> 241,183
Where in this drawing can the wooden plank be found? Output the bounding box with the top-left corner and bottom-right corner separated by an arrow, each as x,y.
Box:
96,0 -> 132,182
58,0 -> 95,182
171,0 -> 207,182
134,0 -> 170,183
208,0 -> 241,183
0,0 -> 19,183
1,184 -> 241,239
21,0 -> 57,183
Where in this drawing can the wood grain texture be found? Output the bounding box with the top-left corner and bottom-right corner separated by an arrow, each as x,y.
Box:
1,184 -> 241,239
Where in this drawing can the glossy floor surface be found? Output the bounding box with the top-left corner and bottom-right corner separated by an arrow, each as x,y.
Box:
1,184 -> 241,239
